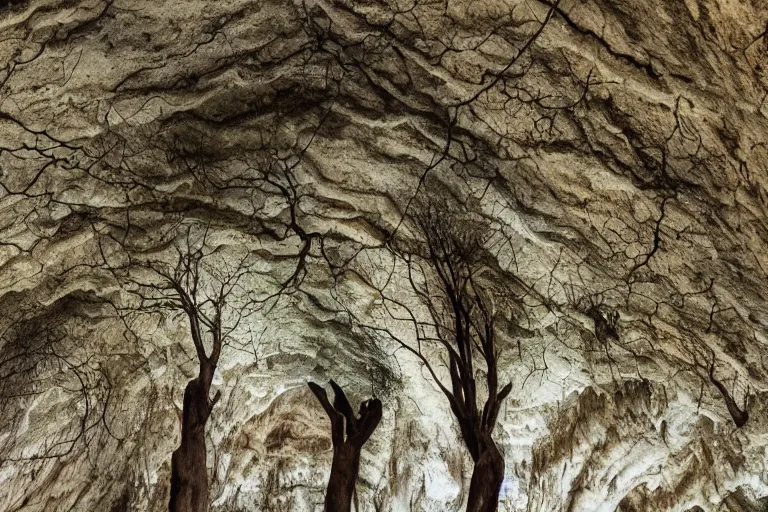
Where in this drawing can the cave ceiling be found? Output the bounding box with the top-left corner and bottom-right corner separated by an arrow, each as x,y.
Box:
1,0 -> 768,510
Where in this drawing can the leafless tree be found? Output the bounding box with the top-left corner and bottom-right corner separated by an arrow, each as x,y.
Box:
91,111 -> 335,511
345,194 -> 516,512
108,224 -> 257,512
308,379 -> 382,512
708,360 -> 750,428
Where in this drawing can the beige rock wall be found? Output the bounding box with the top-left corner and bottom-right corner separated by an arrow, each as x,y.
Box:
0,0 -> 767,510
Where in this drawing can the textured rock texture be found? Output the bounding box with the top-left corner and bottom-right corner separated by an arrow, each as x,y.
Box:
0,0 -> 767,510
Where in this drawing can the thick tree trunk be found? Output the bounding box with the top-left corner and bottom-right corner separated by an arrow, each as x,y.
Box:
466,432 -> 505,512
169,368 -> 215,512
324,442 -> 361,512
308,381 -> 382,512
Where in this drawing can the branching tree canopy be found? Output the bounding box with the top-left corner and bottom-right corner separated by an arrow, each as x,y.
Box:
342,192 -> 519,511
84,110 -> 337,511
0,0 -> 767,510
106,224 -> 258,512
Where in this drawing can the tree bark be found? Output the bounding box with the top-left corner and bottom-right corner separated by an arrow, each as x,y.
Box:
325,441 -> 361,512
466,432 -> 505,512
169,363 -> 218,512
309,380 -> 382,512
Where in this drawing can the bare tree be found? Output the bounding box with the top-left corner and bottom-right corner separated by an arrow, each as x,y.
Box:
308,379 -> 382,512
347,195 -> 515,512
708,360 -> 750,428
110,224 -> 257,512
74,105 -> 338,509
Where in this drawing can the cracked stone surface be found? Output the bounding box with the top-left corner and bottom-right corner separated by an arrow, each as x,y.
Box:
1,0 -> 768,510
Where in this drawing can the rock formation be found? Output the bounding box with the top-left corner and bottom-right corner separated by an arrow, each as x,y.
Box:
0,0 -> 767,510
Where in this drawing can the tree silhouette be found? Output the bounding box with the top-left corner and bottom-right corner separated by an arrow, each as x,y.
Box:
111,225 -> 256,512
347,195 -> 515,512
308,379 -> 382,512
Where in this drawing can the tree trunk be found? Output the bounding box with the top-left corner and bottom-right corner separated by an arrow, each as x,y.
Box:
324,442 -> 361,512
308,381 -> 382,512
466,432 -> 505,512
169,369 -> 214,512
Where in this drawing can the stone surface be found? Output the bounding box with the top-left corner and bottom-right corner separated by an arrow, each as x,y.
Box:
0,0 -> 767,510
